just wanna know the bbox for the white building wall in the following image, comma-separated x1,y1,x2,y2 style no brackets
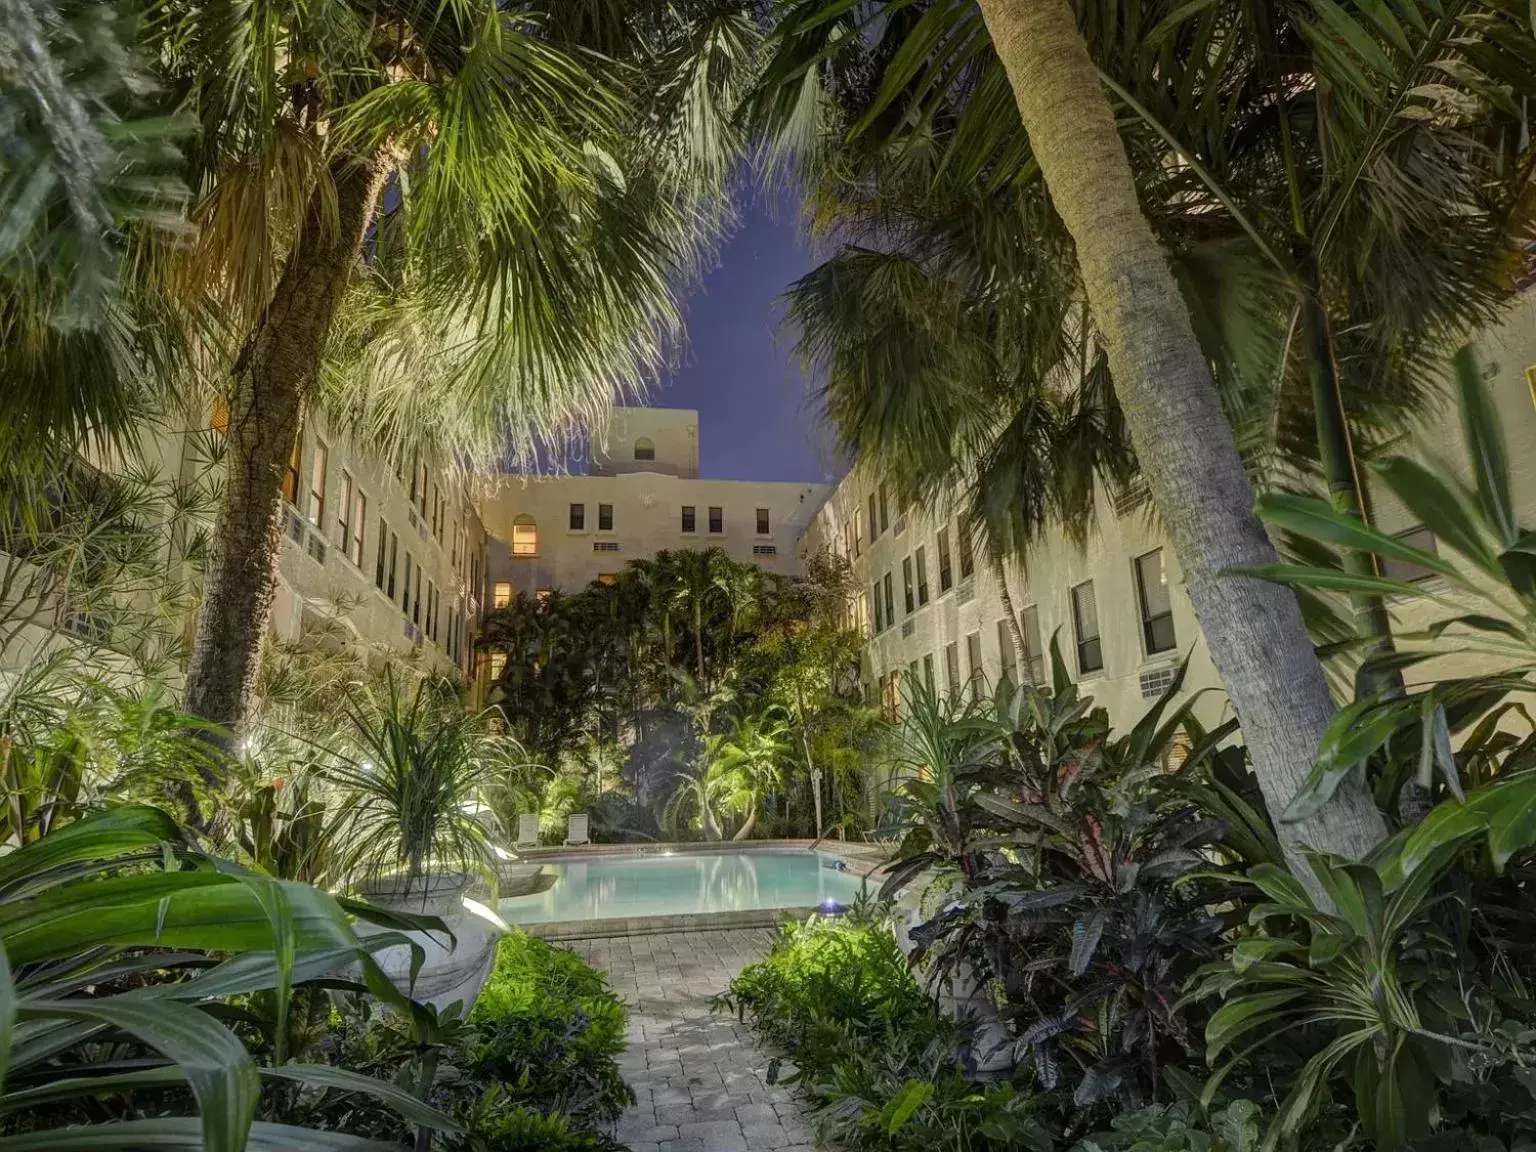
481,472,830,596
808,289,1536,736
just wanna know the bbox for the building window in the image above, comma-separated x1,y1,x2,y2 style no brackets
211,395,230,436
878,483,890,534
634,437,655,461
597,573,617,586
867,492,878,543
375,519,389,589
945,641,961,697
873,581,884,633
965,631,984,701
536,588,555,605
336,471,354,549
681,505,696,533
998,619,1019,687
883,572,894,630
598,503,614,532
936,526,952,592
708,506,723,534
902,556,915,614
426,582,437,640
958,515,975,579
1380,526,1441,582
511,515,538,556
493,581,512,609
915,546,929,605
413,566,422,626
402,553,413,616
281,433,301,504
416,460,429,516
923,652,935,694
857,590,869,636
1071,580,1103,675
1135,549,1177,655
306,439,327,527
852,508,862,556
349,490,366,567
569,503,585,531
386,531,399,599
1021,605,1044,684
488,651,507,681
756,507,770,535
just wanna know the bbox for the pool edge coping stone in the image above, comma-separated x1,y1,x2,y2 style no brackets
518,905,826,941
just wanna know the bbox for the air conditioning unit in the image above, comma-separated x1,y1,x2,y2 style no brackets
1140,666,1178,699
305,534,327,565
901,618,915,638
593,541,620,552
285,509,304,543
752,544,777,556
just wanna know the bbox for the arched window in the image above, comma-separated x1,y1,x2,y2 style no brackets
511,514,538,556
633,437,656,461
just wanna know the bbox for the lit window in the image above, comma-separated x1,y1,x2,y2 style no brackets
597,573,618,586
488,651,507,680
281,434,301,504
493,581,512,609
512,514,538,556
536,588,555,605
307,440,327,527
634,437,655,461
211,395,229,436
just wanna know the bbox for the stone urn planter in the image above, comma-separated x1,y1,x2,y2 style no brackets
355,873,502,1013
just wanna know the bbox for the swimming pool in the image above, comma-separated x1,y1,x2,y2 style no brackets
497,848,871,925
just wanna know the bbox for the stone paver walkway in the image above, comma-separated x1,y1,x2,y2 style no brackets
569,929,817,1152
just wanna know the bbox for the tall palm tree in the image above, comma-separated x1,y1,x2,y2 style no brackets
704,709,792,840
672,547,726,687
150,0,758,738
762,0,1389,867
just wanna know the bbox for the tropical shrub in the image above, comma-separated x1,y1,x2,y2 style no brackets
880,664,1238,1121
0,804,458,1150
720,902,1053,1152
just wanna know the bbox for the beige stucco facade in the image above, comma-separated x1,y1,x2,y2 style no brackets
806,290,1536,734
480,408,831,599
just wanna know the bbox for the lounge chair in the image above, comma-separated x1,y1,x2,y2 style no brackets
564,812,591,847
513,813,540,850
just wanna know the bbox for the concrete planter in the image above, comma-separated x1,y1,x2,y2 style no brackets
355,873,502,1013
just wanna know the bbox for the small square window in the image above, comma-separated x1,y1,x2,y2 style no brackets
598,504,614,531
708,506,723,533
681,505,696,533
569,503,585,531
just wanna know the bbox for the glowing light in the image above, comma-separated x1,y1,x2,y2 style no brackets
462,897,512,933
661,850,676,857
492,845,513,861
820,898,846,913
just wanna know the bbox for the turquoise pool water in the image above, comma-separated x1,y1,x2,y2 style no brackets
497,849,870,924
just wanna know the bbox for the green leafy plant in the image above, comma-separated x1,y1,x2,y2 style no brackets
328,674,524,886
879,652,1237,1117
0,804,458,1151
720,903,1054,1152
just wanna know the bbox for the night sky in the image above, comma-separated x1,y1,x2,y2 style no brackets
650,197,839,484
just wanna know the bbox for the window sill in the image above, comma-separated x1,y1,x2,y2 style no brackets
1140,651,1179,668
1077,668,1106,682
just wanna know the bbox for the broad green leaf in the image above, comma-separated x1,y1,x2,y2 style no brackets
1241,563,1433,599
1230,937,1301,973
882,1078,934,1134
21,998,259,1152
1255,493,1461,580
0,805,185,899
1369,456,1500,574
262,1065,462,1131
1454,345,1516,546
1206,989,1308,1061
1483,772,1536,869
971,792,1068,832
0,943,12,1086
1282,697,1414,823
0,1118,405,1151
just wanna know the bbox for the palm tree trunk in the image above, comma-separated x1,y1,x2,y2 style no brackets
182,153,390,739
990,552,1028,678
733,804,758,841
976,0,1386,870
694,602,706,687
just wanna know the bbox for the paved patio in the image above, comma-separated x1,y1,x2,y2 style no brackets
569,929,818,1152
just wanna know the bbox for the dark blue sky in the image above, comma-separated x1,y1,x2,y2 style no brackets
651,199,838,483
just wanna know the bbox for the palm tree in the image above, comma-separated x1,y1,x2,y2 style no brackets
762,0,1390,867
151,0,758,738
672,547,725,687
705,709,792,840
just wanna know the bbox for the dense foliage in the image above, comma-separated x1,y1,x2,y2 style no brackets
480,547,882,842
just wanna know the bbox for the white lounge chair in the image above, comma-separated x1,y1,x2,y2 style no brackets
513,813,540,850
564,812,590,846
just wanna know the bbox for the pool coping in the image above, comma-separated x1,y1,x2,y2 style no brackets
502,840,892,940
